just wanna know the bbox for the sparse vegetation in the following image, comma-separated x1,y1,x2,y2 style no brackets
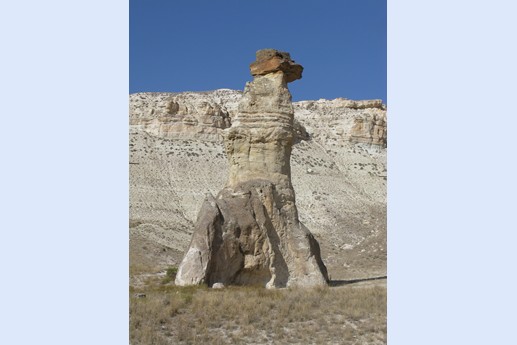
130,283,386,345
161,267,178,285
129,219,143,228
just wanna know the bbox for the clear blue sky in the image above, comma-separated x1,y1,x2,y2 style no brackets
130,0,386,102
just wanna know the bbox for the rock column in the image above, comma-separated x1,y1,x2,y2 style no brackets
175,49,329,288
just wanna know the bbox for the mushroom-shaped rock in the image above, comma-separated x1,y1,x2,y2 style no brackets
175,49,328,288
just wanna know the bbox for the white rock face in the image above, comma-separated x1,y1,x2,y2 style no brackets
129,89,240,141
130,86,387,281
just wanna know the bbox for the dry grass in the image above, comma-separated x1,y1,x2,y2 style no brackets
129,283,386,345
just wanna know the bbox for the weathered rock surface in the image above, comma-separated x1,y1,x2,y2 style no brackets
293,98,386,148
129,68,387,286
129,90,236,140
249,49,303,83
175,50,328,288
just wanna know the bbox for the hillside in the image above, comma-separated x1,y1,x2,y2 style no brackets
129,89,387,285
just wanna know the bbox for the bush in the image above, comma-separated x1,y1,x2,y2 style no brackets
161,267,178,285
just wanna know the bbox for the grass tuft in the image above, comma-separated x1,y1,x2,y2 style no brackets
161,266,178,285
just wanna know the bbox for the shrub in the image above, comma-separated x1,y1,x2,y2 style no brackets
161,267,178,285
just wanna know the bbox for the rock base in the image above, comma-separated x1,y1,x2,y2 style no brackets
175,180,328,288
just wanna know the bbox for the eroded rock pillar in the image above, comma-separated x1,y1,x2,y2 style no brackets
175,49,328,288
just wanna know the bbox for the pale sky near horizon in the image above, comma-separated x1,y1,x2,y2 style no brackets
130,0,386,102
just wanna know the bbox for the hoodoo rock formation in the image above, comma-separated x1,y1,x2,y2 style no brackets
174,49,329,288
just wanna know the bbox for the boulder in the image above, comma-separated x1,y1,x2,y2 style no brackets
249,49,303,83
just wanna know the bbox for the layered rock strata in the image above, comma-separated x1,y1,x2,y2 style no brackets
129,90,235,141
175,50,329,288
